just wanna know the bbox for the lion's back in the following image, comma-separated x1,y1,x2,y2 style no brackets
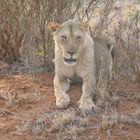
93,37,113,81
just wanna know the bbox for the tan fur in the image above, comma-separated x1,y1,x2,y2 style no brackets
48,20,113,112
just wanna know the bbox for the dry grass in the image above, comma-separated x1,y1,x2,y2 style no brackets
49,109,88,133
0,89,42,107
101,108,140,130
101,110,119,129
13,109,88,139
12,104,140,139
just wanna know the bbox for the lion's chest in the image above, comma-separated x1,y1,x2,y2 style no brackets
63,66,75,77
55,63,75,78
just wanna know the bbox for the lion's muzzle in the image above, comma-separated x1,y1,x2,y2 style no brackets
63,49,78,65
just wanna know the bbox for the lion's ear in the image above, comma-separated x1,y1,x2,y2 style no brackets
48,22,61,32
81,21,89,31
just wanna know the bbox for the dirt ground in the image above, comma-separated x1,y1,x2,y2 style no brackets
0,72,140,140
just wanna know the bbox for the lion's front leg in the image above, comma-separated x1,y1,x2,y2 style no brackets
54,75,70,109
79,75,96,113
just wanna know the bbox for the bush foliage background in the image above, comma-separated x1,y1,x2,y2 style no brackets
0,0,139,81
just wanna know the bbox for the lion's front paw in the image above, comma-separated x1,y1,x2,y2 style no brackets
79,98,95,113
56,94,70,109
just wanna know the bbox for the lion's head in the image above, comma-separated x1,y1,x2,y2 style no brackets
48,20,90,66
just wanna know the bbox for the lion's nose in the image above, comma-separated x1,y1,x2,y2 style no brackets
67,51,76,56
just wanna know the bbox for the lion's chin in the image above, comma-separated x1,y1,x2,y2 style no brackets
64,57,77,66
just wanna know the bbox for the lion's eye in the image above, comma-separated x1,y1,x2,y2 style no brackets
61,35,67,40
77,36,82,41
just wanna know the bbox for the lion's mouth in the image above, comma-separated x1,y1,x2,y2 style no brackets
64,57,77,64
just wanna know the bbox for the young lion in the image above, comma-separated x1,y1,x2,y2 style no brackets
48,20,113,112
